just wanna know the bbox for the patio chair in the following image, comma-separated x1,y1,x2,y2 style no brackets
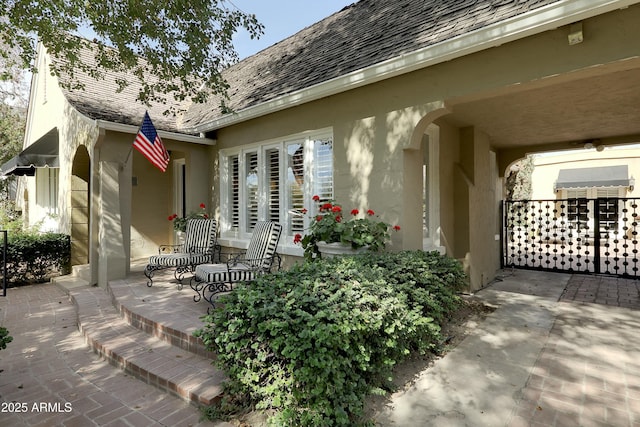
190,221,282,311
143,218,220,289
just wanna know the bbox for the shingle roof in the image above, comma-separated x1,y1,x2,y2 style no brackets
50,0,563,134
182,0,561,130
51,40,190,134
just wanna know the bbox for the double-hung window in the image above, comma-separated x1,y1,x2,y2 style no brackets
220,130,333,246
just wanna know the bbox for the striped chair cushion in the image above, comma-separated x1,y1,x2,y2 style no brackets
195,263,257,284
184,218,217,254
245,221,283,270
149,252,211,268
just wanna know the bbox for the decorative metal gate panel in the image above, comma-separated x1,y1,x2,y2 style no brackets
503,198,640,277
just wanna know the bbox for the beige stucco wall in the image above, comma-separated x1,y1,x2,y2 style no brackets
129,140,211,259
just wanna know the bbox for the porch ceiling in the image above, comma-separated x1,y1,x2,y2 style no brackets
445,62,640,150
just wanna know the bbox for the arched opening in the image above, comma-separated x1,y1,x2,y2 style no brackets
403,108,448,253
70,146,90,266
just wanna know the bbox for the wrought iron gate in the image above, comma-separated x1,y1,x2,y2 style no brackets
503,198,640,277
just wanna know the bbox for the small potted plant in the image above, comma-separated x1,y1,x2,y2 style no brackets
294,196,400,260
168,203,209,233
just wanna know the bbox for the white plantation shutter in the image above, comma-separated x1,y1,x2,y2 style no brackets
245,151,259,231
220,130,334,239
287,143,305,234
229,155,240,230
313,138,333,201
266,148,280,222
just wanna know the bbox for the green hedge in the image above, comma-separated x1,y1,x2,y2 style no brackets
196,251,467,426
3,233,71,284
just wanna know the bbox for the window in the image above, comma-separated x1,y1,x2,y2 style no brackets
36,168,59,215
221,130,333,242
560,187,627,235
565,189,588,229
597,188,623,235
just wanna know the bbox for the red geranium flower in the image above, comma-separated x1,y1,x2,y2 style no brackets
312,195,320,201
199,203,206,209
350,209,359,215
321,203,333,211
301,208,308,214
332,206,342,213
316,215,323,222
335,215,342,222
204,214,209,219
293,233,302,244
367,209,375,216
393,225,401,231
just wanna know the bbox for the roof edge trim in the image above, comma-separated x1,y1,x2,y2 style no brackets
95,120,216,145
187,0,640,133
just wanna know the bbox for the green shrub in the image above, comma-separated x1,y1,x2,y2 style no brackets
196,251,466,426
4,233,71,284
0,327,12,350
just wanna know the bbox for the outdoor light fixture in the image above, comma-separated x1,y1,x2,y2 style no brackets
568,22,583,45
583,139,602,150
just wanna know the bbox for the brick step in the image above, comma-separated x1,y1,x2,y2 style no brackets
67,285,226,406
106,274,215,359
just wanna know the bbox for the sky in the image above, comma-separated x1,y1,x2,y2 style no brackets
229,1,356,59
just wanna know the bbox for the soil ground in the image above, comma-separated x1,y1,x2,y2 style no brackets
363,296,496,421
229,296,496,426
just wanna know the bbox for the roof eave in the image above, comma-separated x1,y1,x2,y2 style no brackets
95,120,216,145
187,0,640,134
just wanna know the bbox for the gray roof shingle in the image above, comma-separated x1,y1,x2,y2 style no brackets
182,0,561,129
50,0,563,133
51,40,190,134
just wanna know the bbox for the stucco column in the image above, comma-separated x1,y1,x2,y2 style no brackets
97,161,127,286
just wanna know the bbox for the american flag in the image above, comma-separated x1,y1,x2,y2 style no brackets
133,112,169,172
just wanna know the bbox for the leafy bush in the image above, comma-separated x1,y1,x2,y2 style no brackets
196,251,467,426
0,199,23,234
0,327,12,350
4,233,71,284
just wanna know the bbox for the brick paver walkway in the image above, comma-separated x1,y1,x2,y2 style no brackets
560,274,640,310
511,274,640,427
0,283,219,427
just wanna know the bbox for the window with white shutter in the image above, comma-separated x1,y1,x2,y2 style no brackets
245,151,259,231
313,138,333,202
266,147,280,222
229,155,240,230
221,129,333,244
286,142,305,235
36,168,59,215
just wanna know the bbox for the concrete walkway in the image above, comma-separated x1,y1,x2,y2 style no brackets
375,270,640,427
